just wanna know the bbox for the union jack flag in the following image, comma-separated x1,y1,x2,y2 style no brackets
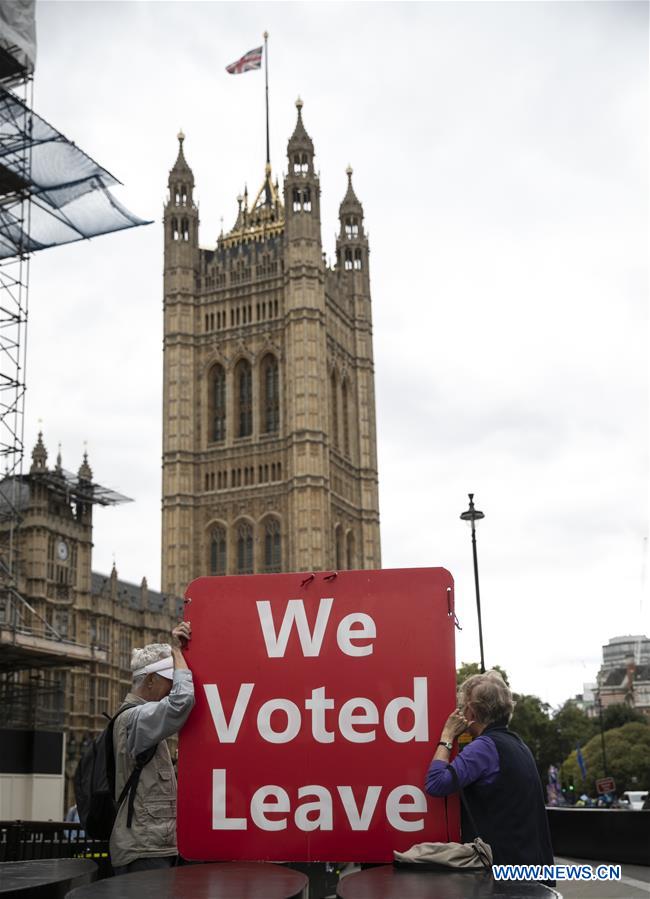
226,46,263,75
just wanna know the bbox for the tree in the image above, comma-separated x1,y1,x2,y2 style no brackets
601,704,646,731
510,694,554,777
509,698,600,784
456,662,509,688
548,700,597,768
561,721,650,795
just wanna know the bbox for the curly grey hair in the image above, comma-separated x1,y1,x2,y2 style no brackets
458,670,514,726
130,643,171,687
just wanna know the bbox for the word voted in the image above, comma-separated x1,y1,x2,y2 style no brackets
204,678,428,744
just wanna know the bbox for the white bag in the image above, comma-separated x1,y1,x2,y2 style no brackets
394,836,493,870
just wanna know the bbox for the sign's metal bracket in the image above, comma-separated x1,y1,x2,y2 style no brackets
447,585,462,630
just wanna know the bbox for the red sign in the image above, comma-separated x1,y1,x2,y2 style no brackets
177,567,459,862
596,777,616,794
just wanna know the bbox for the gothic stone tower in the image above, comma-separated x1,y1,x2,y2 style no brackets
162,100,380,595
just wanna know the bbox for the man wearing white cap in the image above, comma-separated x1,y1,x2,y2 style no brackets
110,622,194,874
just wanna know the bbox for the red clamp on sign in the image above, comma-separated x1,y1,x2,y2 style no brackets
177,567,458,862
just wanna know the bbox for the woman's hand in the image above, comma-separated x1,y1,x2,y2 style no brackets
441,707,473,742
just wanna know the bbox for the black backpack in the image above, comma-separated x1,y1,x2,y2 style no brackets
74,704,157,839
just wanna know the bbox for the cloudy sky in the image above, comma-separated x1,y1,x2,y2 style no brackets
27,1,648,707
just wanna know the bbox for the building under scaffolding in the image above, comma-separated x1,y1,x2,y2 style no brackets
0,1,148,658
0,4,170,820
0,6,149,597
0,459,132,673
0,432,179,819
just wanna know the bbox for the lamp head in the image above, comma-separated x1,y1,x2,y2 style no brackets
460,492,485,524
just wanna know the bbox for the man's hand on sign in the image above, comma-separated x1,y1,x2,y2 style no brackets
172,621,192,666
172,620,191,645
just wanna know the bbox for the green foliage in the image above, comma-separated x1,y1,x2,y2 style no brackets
601,704,646,731
561,721,650,794
456,662,509,688
549,700,598,766
510,694,553,776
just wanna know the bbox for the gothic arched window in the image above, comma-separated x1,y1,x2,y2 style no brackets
334,524,343,570
235,359,253,437
236,521,254,574
293,153,302,174
211,364,226,442
345,217,359,239
331,369,339,450
292,187,312,213
181,217,189,241
171,217,179,241
344,249,353,271
346,531,355,570
341,378,349,456
301,153,309,173
263,518,281,573
261,354,279,433
354,248,362,270
210,526,227,576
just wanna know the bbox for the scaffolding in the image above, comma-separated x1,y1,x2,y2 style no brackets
0,6,148,674
0,671,65,729
0,69,31,609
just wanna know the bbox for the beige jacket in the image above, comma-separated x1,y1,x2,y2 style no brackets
109,670,194,868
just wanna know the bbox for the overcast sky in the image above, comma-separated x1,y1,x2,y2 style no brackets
29,1,648,708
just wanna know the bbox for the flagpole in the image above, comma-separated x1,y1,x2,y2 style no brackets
264,31,270,167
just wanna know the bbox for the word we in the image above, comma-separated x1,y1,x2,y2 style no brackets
256,597,375,658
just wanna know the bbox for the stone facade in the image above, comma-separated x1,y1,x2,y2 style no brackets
162,100,381,596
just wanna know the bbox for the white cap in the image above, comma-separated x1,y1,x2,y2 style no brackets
133,656,174,680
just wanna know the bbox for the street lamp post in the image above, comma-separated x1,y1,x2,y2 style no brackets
460,493,486,674
596,696,609,778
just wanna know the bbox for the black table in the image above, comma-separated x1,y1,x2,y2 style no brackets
0,859,97,898
65,863,309,899
337,866,560,898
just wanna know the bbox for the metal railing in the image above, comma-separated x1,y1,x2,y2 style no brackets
0,820,112,878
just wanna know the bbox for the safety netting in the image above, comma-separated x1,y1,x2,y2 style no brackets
0,0,36,81
0,89,150,258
